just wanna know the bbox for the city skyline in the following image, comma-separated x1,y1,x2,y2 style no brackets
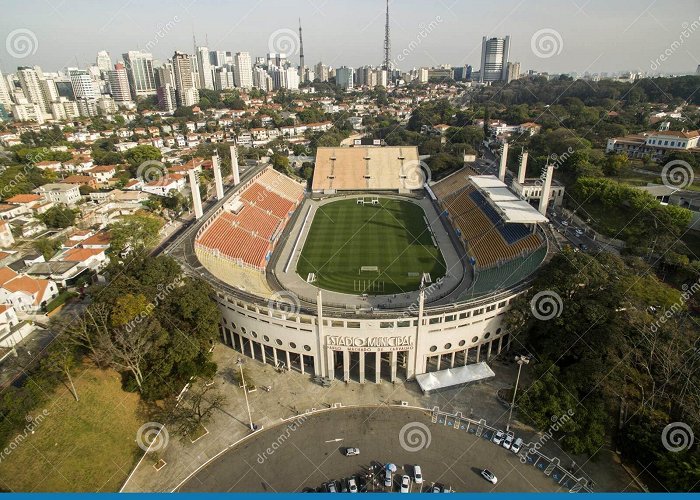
1,0,699,75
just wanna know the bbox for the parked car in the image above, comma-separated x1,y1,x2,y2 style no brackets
327,481,338,492
481,469,498,484
348,478,358,493
432,483,444,493
492,430,505,445
400,475,411,493
345,447,360,456
413,465,423,484
503,432,514,450
384,470,393,488
511,437,523,454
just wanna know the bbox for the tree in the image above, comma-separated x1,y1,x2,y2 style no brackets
33,237,62,260
39,205,78,229
42,341,80,401
109,212,164,255
159,383,226,438
123,145,162,174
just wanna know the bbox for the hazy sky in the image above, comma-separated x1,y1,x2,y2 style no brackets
1,0,698,75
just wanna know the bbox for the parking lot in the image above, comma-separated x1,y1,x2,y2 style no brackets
179,407,567,493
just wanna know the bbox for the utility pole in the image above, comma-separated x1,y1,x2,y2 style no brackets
237,358,255,431
507,355,529,431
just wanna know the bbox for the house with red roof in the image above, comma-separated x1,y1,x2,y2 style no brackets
0,266,58,312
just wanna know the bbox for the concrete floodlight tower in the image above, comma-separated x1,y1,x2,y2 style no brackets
212,153,224,200
230,143,240,186
382,0,391,73
538,164,554,215
498,142,509,181
518,149,528,184
188,168,203,219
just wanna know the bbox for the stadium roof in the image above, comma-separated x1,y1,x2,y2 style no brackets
312,146,421,192
469,175,548,224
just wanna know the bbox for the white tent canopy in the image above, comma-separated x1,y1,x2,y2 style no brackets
469,175,548,224
415,362,496,393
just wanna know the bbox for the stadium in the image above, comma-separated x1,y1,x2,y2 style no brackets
171,144,553,385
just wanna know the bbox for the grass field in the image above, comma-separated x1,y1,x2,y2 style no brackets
0,366,143,492
297,198,446,294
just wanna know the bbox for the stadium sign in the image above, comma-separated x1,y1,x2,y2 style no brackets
326,335,414,351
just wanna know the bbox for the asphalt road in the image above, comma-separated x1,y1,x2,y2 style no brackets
179,407,565,493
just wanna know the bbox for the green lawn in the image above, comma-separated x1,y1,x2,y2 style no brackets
297,198,446,294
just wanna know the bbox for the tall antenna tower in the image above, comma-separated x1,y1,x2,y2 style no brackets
383,0,391,72
298,18,305,82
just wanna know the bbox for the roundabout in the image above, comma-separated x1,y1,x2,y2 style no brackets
178,407,567,493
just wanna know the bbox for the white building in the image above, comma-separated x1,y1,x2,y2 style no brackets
33,183,81,205
122,50,156,98
233,52,253,89
108,62,132,102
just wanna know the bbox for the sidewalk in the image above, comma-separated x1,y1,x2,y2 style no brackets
121,344,637,493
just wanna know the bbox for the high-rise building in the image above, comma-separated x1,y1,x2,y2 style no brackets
253,67,273,91
172,51,199,107
418,67,429,83
214,67,235,90
17,67,48,113
209,50,227,68
96,50,112,72
154,62,175,88
233,52,253,89
266,53,287,68
506,61,521,83
122,50,156,98
68,69,96,100
108,63,132,102
696,64,700,74
335,66,354,90
157,84,176,112
479,36,510,83
0,71,12,110
315,62,329,82
196,46,214,90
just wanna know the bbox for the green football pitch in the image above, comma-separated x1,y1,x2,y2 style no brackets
296,198,446,295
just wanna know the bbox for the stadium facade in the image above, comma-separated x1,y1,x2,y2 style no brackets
172,145,551,384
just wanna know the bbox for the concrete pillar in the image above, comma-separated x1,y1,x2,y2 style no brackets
343,351,350,381
487,340,493,360
412,288,425,377
261,344,266,364
450,351,456,368
498,336,503,355
300,354,305,375
286,350,291,371
249,339,255,359
230,144,240,186
518,150,528,184
273,347,278,367
507,334,512,351
359,352,365,384
476,344,481,362
327,350,336,381
436,354,441,371
212,154,224,200
375,353,381,384
464,348,469,366
498,142,509,182
188,168,203,219
539,164,554,215
390,351,397,382
316,289,325,377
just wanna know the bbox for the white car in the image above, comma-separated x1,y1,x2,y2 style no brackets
503,432,514,450
575,229,584,236
511,437,523,454
400,475,411,493
345,447,360,456
492,430,505,445
413,465,423,484
384,470,393,488
481,469,497,484
348,478,358,493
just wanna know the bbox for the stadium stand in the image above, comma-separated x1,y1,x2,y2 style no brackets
442,185,542,268
195,166,305,271
312,146,420,192
430,166,479,201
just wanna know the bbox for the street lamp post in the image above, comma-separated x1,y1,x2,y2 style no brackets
507,355,529,431
237,358,255,432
